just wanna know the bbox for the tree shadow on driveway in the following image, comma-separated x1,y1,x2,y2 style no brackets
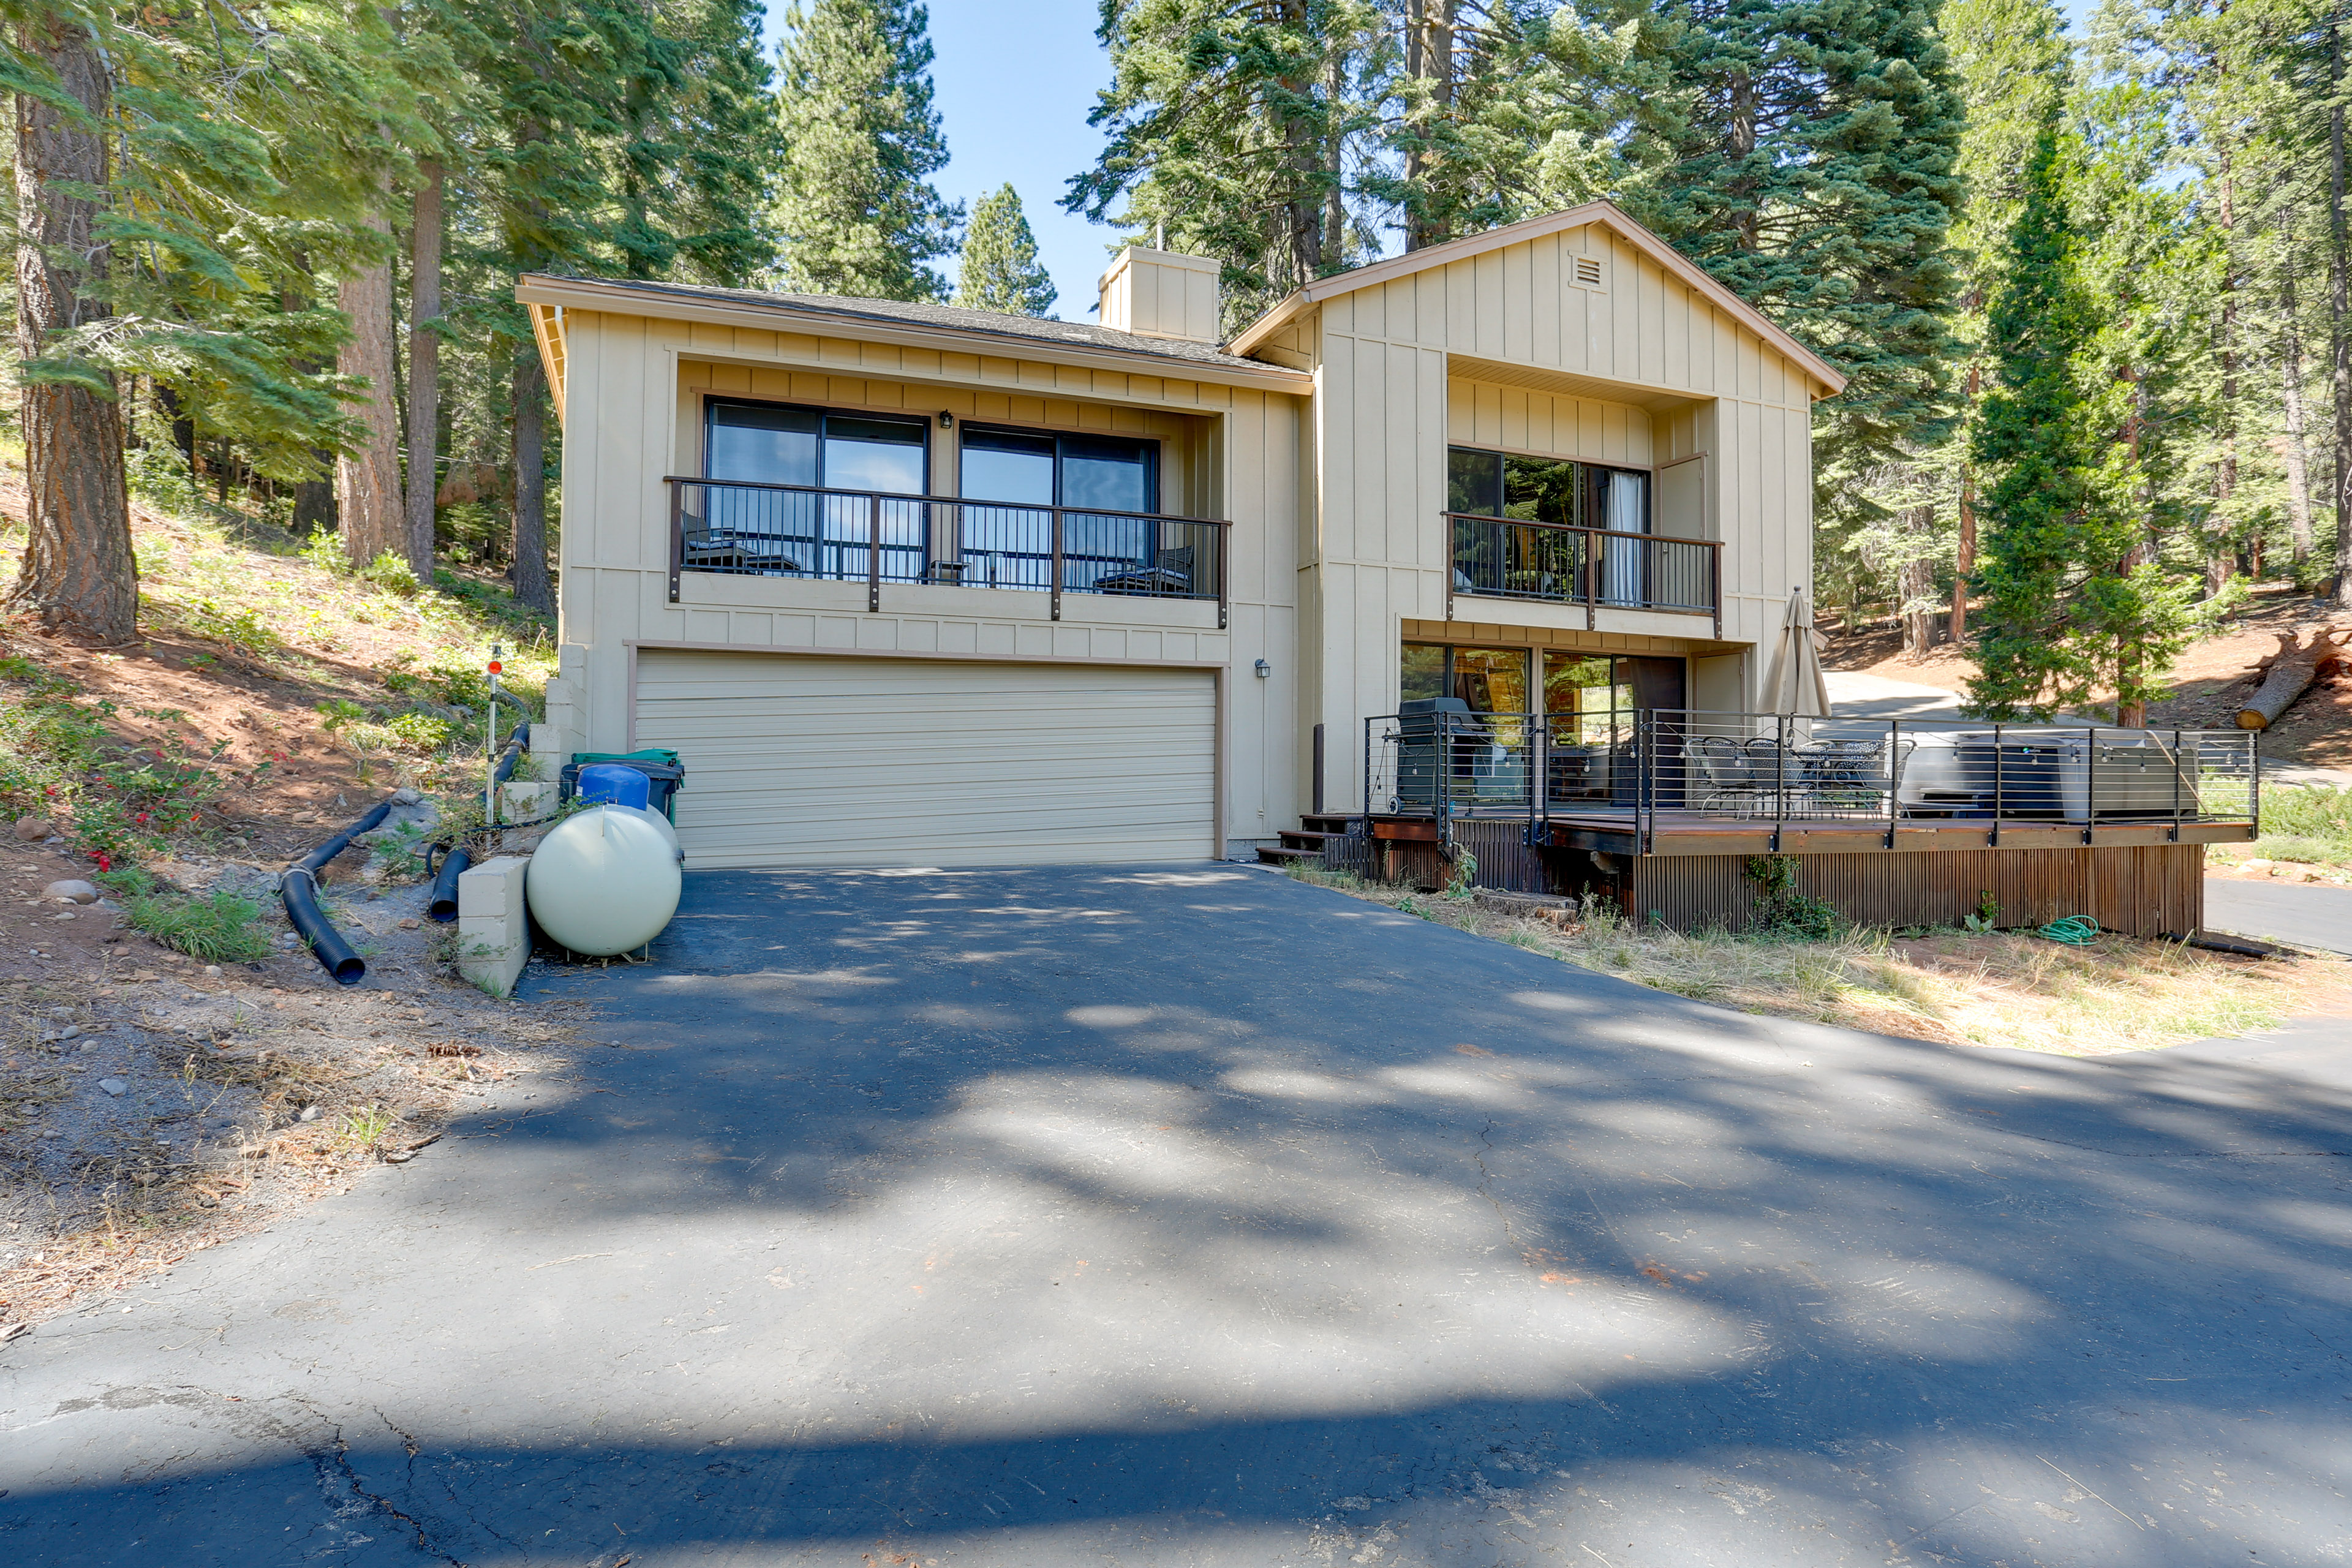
6,865,2351,1567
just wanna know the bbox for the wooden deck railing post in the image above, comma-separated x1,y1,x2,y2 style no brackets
2082,724,2096,846
1885,718,1900,850
1991,725,2003,848
668,480,685,603
1216,521,1229,629
1050,505,1063,622
1583,530,1597,631
1771,713,1787,854
867,492,882,612
2169,728,2185,842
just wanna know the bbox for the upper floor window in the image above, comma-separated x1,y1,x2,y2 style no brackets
960,426,1157,514
1447,446,1648,535
706,399,928,496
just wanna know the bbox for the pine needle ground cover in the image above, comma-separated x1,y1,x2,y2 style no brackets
1286,868,2349,1057
0,449,556,862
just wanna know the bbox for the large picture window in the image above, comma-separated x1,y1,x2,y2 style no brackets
1447,446,1655,606
957,426,1164,592
699,399,930,580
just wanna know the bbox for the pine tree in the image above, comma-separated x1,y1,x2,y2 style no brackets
954,185,1057,316
1967,126,2190,720
1613,0,1966,516
771,0,960,301
1940,0,2069,644
1069,0,1384,327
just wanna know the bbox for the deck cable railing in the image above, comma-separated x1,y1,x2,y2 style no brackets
666,476,1229,625
1446,512,1723,636
1366,707,2259,853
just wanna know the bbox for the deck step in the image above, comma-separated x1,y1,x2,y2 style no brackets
1256,845,1324,864
1279,829,1348,845
1301,814,1360,834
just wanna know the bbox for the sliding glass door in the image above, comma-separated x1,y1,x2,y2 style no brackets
958,426,1161,591
700,399,929,580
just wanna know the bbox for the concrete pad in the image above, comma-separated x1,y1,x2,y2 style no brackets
6,864,2352,1566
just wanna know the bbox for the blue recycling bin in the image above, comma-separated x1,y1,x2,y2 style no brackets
575,762,652,812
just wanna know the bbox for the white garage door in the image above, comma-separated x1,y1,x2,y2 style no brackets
633,651,1218,868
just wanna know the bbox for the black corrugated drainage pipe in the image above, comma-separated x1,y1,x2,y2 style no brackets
426,846,473,923
281,801,393,986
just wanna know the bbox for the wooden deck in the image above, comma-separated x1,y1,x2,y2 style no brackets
1341,810,2254,937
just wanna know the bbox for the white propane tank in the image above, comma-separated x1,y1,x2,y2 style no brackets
526,805,682,957
612,804,682,861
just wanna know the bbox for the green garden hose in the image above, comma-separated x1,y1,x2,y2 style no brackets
2038,915,2100,946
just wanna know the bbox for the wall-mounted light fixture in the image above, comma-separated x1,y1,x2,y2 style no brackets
1254,658,1272,679
937,410,955,429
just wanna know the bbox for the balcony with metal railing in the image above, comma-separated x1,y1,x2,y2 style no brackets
1447,511,1723,636
666,476,1230,626
1363,707,2261,856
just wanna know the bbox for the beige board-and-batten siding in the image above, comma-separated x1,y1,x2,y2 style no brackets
631,649,1219,869
530,298,1307,842
1281,217,1826,815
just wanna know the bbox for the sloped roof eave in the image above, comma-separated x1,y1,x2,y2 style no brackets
1226,202,1847,398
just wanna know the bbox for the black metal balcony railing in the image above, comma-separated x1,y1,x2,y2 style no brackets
1447,512,1723,636
1366,708,2260,852
666,477,1229,626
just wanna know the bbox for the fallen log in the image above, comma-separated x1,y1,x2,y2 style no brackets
2237,627,2344,729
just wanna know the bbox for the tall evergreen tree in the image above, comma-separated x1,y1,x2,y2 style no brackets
1968,127,2190,719
955,184,1057,316
1613,0,1967,518
1069,0,1385,327
771,0,959,300
1940,0,2069,644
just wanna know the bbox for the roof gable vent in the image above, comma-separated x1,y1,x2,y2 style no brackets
1572,255,1606,289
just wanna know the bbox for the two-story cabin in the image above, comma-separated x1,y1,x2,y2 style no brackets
519,201,2255,935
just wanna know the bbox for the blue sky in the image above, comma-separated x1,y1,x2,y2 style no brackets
761,0,1123,319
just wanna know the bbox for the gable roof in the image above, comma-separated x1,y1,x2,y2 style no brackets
513,274,1313,396
1226,201,1848,397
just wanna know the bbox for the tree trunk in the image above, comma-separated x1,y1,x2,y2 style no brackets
404,159,443,579
2238,628,2342,729
1899,503,1935,657
336,208,404,571
2281,195,2316,566
2332,17,2352,607
6,13,135,644
1950,364,1978,646
510,350,554,614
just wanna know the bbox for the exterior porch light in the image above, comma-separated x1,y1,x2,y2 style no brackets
937,409,954,429
1255,659,1271,679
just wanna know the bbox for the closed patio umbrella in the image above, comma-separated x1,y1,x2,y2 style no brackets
1761,586,1832,718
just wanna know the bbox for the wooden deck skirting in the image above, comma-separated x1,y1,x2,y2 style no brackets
1324,814,2245,937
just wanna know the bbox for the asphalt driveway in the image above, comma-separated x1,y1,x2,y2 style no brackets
2207,875,2352,956
7,864,2352,1566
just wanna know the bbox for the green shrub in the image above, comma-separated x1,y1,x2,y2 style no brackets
383,712,454,750
1743,854,1844,940
359,551,421,595
103,867,275,963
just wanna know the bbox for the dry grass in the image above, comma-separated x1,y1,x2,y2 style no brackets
1289,867,2352,1056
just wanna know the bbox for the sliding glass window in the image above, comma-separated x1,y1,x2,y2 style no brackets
695,399,929,581
1447,447,1653,605
957,426,1163,592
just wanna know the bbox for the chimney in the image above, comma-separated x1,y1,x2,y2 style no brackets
1097,247,1221,345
